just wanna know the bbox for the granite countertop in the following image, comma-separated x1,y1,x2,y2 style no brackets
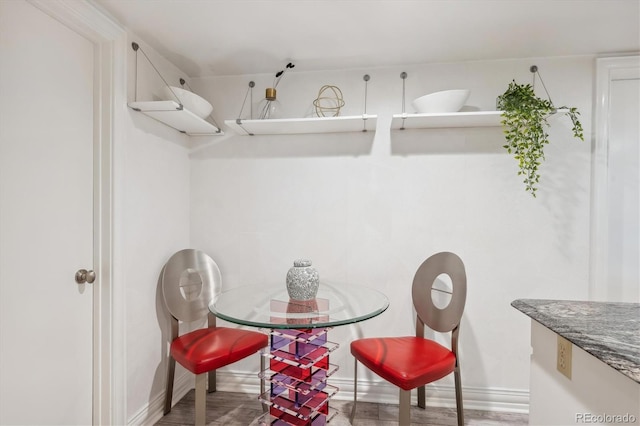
512,299,640,383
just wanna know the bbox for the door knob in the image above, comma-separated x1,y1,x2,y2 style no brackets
75,269,96,284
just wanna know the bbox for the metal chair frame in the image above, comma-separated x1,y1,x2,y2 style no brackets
351,251,467,426
161,249,266,425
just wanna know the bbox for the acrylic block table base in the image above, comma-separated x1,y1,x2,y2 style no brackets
257,327,339,425
208,283,389,426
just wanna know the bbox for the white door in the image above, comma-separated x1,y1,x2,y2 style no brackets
606,75,639,300
592,56,640,302
0,1,95,424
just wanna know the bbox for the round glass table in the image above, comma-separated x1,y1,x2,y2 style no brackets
210,281,389,329
209,282,389,425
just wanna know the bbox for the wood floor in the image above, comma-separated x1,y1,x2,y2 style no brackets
155,390,528,426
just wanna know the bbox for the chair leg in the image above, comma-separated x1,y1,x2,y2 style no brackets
399,388,411,426
417,384,426,409
164,354,176,415
454,367,464,426
207,370,216,393
260,353,268,413
349,358,358,425
195,373,207,426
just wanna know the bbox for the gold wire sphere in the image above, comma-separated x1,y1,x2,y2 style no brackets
313,85,345,117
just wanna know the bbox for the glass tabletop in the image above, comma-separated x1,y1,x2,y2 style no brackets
209,281,389,329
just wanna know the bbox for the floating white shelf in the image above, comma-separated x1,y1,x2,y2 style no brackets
224,114,377,136
391,109,570,130
128,101,223,136
391,111,504,130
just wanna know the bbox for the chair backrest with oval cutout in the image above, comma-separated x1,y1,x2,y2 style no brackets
161,249,222,323
411,251,467,334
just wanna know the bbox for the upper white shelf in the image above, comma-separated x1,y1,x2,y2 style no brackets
391,109,570,130
224,115,377,136
128,101,223,136
391,111,504,130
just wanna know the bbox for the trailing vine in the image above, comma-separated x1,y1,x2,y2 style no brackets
496,80,583,196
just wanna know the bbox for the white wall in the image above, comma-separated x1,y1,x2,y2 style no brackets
188,56,593,408
117,36,193,422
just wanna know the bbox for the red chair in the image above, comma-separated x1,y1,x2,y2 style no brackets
350,252,467,426
162,249,268,425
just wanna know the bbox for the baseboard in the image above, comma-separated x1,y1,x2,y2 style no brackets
129,370,529,425
346,378,528,413
128,371,193,426
322,375,529,414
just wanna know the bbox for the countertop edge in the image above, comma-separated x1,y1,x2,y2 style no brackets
512,298,640,384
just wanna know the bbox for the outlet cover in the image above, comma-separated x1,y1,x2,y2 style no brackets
557,335,572,379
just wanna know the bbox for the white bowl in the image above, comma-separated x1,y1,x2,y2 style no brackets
412,89,470,113
162,86,213,119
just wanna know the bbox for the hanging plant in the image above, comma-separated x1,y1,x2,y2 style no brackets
496,79,583,197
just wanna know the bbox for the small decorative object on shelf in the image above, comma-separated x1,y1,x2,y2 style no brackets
496,65,583,197
161,78,213,119
258,62,295,119
286,259,319,301
257,87,282,119
313,85,345,117
411,89,470,114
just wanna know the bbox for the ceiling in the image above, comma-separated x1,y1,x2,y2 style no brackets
94,0,640,78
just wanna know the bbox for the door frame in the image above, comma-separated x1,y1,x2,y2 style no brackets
27,1,126,424
590,55,640,301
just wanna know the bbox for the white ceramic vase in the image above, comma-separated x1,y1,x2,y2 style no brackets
286,259,319,301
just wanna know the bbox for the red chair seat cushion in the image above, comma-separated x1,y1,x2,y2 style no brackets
351,336,456,391
171,327,267,374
